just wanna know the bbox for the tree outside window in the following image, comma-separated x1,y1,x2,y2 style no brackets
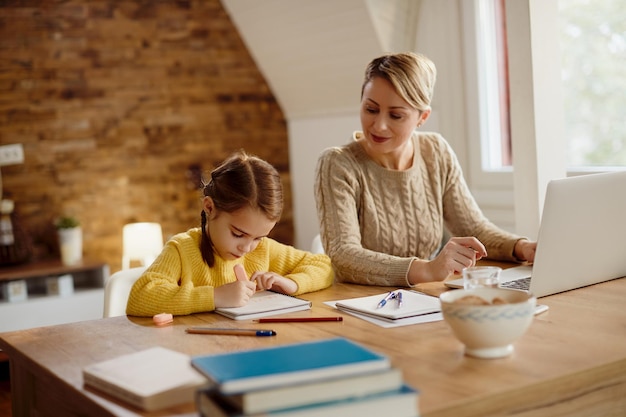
559,0,626,168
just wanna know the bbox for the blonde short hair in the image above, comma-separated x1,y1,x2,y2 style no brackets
362,52,437,113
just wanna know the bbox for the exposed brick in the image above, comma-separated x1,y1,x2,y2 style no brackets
0,0,292,272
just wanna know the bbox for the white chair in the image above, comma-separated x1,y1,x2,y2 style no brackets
103,266,147,317
122,222,163,269
311,234,325,254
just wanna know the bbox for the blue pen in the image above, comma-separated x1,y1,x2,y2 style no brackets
376,291,396,309
185,327,277,337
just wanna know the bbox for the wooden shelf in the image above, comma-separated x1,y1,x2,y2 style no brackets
0,259,107,282
0,259,110,333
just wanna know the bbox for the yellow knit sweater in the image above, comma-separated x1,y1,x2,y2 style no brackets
126,228,334,316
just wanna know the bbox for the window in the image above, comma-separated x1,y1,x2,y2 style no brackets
472,0,511,171
558,0,626,168
472,0,625,171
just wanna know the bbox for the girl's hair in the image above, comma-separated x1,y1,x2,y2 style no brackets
200,151,283,266
361,52,437,113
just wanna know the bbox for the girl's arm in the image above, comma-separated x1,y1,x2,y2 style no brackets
126,237,215,317
262,238,334,295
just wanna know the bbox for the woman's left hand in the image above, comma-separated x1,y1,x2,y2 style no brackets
251,271,298,295
514,239,537,263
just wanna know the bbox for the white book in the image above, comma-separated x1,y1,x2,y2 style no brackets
83,346,208,411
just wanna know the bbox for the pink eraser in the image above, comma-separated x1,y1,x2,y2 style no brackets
153,313,173,326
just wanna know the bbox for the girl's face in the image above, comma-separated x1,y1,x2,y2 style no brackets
359,77,428,168
203,197,276,260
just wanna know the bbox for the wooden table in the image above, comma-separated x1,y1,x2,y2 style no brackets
1,275,625,417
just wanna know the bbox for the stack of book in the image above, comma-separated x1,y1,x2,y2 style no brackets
191,337,419,416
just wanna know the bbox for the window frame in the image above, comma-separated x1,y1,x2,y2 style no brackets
461,0,513,191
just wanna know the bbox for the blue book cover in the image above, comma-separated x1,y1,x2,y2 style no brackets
191,338,390,394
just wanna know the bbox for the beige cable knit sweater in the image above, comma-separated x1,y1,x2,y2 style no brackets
314,131,524,287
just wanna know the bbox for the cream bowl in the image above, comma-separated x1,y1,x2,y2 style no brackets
439,288,536,359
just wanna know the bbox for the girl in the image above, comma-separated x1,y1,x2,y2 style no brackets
127,151,334,316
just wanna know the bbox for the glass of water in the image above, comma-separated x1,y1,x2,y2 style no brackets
463,266,502,289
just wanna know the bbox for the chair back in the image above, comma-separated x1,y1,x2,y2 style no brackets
310,234,325,254
103,266,147,317
122,222,163,269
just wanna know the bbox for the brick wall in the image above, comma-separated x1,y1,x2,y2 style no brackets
0,0,292,272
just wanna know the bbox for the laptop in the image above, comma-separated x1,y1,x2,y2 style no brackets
445,171,626,297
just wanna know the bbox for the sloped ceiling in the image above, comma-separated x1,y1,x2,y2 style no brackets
221,0,421,119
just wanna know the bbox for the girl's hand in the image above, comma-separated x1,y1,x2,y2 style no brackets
251,271,298,295
213,264,256,308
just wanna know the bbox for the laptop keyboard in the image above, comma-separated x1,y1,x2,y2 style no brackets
500,277,531,291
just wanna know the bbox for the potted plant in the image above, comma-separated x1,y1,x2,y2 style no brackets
55,215,82,266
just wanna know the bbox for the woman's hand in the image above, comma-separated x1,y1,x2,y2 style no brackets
409,236,487,284
251,271,298,295
514,239,537,263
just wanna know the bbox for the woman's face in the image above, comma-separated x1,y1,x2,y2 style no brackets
359,77,426,167
203,197,276,260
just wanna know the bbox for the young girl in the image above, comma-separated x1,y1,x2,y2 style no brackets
126,151,334,317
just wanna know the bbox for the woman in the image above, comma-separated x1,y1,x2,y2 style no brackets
314,52,536,287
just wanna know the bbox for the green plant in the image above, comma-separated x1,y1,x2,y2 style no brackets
55,216,80,229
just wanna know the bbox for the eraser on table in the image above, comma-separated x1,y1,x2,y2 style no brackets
153,313,173,326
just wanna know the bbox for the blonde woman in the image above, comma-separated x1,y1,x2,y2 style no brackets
315,52,536,287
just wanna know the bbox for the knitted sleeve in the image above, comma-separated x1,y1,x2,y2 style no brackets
436,138,523,260
261,238,334,295
125,230,217,317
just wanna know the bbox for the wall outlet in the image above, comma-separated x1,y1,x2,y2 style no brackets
0,144,25,166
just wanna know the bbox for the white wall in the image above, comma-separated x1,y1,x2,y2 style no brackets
223,0,565,248
288,114,360,250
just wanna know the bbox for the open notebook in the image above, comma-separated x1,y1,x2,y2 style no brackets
445,171,626,297
215,290,311,320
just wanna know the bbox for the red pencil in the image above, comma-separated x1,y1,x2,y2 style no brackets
256,317,343,323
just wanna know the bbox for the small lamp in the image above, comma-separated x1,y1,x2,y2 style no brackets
122,222,164,269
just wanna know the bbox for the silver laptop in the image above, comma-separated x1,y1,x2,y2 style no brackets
445,171,626,297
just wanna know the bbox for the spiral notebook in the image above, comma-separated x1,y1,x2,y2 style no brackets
215,290,311,321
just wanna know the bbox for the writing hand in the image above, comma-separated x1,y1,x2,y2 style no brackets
213,264,256,308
